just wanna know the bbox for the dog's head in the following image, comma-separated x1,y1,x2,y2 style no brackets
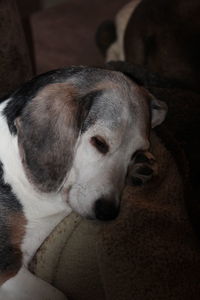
6,67,167,220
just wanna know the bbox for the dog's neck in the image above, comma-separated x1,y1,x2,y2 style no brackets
0,99,70,219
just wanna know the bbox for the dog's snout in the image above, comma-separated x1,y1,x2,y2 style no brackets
94,198,119,221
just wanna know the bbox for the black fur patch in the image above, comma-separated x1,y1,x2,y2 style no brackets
0,162,23,275
0,94,11,105
80,90,103,132
0,162,22,211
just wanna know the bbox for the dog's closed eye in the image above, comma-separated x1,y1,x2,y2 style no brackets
90,136,109,154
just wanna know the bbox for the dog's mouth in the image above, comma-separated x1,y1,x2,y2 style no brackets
61,182,121,221
67,193,120,222
60,185,72,205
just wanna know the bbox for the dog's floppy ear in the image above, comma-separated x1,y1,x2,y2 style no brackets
148,92,168,128
15,82,93,193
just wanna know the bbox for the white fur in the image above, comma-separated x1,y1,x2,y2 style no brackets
0,268,67,300
106,0,142,62
65,118,148,218
0,100,70,299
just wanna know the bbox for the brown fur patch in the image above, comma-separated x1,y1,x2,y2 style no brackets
0,212,26,285
0,270,18,285
9,212,27,249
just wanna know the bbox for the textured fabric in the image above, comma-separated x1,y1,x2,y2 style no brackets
0,0,32,97
96,133,200,300
30,213,105,300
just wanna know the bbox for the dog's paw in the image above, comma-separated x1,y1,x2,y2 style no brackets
127,151,158,186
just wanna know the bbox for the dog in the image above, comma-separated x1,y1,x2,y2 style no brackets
96,0,200,91
0,66,167,299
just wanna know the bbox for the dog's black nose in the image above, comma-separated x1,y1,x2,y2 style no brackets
94,198,119,221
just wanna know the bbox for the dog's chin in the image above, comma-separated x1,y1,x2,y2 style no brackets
71,207,97,220
84,214,97,220
62,185,96,219
64,195,95,220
